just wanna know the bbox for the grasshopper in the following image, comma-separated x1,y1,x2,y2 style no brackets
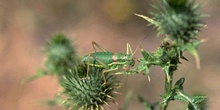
82,41,140,83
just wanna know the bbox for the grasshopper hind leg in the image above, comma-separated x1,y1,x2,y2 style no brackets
92,41,108,52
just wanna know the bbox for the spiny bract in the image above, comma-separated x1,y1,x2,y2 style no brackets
60,64,120,110
151,0,205,43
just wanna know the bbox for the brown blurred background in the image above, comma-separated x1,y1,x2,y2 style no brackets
0,0,219,110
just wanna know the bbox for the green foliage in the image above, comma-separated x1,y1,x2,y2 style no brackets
135,42,182,76
134,0,207,110
174,90,206,110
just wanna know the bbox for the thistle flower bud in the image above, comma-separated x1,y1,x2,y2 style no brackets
45,34,78,75
60,64,120,110
152,0,205,43
23,34,78,83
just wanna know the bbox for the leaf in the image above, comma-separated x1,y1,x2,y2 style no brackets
181,40,205,69
141,49,152,61
175,90,206,110
174,77,185,90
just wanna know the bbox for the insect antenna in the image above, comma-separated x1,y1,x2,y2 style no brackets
132,34,149,56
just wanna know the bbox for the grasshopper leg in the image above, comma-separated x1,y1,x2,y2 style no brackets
81,54,91,80
127,43,133,55
84,54,113,84
92,41,108,52
102,66,120,84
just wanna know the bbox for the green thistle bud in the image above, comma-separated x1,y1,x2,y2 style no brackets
60,64,119,110
23,34,78,83
136,0,206,69
152,0,205,43
45,33,78,75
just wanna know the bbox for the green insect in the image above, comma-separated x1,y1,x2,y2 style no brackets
82,41,139,83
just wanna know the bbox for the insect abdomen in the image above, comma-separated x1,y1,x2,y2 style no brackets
82,52,114,65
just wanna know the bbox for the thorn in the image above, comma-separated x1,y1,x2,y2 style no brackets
201,38,208,43
103,101,112,108
80,77,90,81
102,82,107,86
114,101,119,105
195,55,201,69
113,91,122,95
92,41,96,44
147,75,151,82
180,55,189,61
100,105,104,110
134,13,160,26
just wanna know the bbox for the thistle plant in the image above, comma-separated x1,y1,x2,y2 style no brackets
133,0,207,109
27,0,207,110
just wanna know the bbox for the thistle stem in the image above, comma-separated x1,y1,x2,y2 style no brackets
161,70,174,110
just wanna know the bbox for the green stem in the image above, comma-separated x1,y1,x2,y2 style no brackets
165,71,173,93
161,70,174,110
